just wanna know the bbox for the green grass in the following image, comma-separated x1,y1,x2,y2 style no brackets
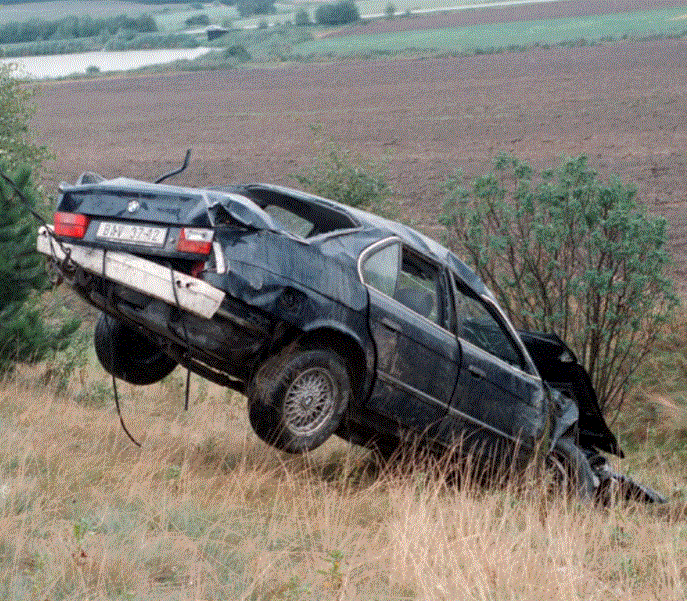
354,0,509,16
0,1,183,24
154,4,240,32
295,7,687,56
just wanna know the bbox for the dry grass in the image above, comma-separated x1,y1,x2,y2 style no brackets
0,358,685,600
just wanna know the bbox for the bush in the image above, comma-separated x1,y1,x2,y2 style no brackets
292,134,390,213
104,32,199,51
237,0,276,18
439,155,677,416
315,0,360,26
222,44,252,62
185,14,211,27
294,8,311,26
0,64,50,169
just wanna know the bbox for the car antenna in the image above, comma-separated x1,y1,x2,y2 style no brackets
155,149,191,184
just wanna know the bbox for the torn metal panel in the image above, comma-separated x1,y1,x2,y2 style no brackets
36,168,665,503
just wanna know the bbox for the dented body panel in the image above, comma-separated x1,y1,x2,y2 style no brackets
38,172,655,501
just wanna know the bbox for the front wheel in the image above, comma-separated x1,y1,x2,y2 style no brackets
248,349,350,453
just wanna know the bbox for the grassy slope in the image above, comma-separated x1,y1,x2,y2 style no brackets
0,314,684,599
295,6,687,55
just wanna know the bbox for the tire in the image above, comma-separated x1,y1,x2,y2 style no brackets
548,436,599,500
248,349,350,453
94,313,177,385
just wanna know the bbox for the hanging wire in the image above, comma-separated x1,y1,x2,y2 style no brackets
101,249,141,447
0,170,76,272
2,169,143,447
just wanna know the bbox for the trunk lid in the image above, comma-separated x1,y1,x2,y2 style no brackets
54,177,278,261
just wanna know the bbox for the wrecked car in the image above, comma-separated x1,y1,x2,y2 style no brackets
36,159,665,503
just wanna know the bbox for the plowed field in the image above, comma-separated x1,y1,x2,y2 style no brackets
34,36,686,289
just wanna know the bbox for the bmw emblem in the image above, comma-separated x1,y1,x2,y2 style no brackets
127,200,140,213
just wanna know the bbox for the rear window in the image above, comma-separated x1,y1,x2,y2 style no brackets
263,205,315,237
247,188,358,238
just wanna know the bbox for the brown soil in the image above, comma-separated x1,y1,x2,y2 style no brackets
34,38,686,291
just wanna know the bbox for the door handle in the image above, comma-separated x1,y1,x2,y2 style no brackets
380,317,402,332
467,365,486,379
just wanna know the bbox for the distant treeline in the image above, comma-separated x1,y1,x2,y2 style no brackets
0,14,156,45
0,0,190,3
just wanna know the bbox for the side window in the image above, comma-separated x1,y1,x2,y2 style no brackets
361,243,450,329
361,242,400,298
395,247,440,322
452,276,522,367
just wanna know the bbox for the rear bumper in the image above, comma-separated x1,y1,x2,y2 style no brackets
37,226,225,319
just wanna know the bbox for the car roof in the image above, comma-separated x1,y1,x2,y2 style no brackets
62,175,489,299
239,184,489,298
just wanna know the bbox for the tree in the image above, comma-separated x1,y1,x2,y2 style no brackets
294,8,311,26
0,164,79,374
185,14,211,27
314,0,360,26
0,64,78,374
385,2,396,19
0,63,50,170
236,0,276,18
440,155,677,416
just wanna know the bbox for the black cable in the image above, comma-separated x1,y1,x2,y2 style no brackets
0,169,75,272
102,248,141,447
111,372,141,448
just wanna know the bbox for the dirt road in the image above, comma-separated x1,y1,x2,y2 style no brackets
34,38,686,289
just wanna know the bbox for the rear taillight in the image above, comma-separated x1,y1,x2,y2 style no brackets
177,228,213,255
54,212,89,238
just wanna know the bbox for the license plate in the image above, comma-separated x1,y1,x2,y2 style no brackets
96,222,168,247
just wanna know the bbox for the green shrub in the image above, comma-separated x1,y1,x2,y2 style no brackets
0,163,80,375
237,0,276,18
0,64,50,169
294,8,311,26
0,64,78,375
292,134,390,213
440,155,677,416
315,0,360,26
223,44,251,62
185,14,211,27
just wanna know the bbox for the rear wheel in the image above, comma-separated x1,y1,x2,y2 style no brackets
248,349,350,453
94,313,177,385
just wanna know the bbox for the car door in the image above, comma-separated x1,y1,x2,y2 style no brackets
435,272,545,461
359,239,460,435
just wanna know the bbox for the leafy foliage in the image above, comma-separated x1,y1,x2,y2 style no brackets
0,64,79,374
440,155,677,415
185,14,211,27
0,163,79,374
294,8,312,26
222,44,252,62
237,0,276,18
0,64,50,169
315,0,360,26
0,13,156,45
292,134,390,214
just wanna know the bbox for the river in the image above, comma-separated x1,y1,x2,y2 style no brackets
1,47,214,79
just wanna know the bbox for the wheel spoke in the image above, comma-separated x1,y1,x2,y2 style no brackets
283,367,336,436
